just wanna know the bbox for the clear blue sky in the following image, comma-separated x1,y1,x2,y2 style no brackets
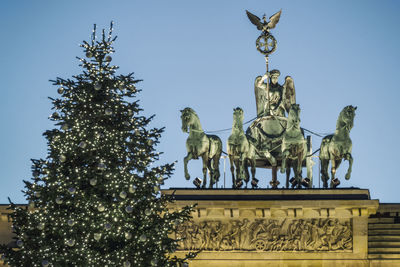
1,0,399,203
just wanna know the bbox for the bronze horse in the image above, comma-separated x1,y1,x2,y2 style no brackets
180,107,222,188
320,105,357,188
280,104,307,188
227,107,257,188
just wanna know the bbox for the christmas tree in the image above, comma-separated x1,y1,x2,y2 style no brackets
0,22,194,267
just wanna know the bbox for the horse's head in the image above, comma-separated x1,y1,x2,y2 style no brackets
287,104,301,128
233,107,244,120
232,107,244,129
289,104,300,117
337,105,357,131
180,107,196,133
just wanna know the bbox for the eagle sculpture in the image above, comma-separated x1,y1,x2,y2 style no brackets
246,10,282,33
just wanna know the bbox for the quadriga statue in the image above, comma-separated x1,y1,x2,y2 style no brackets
320,105,357,188
180,107,222,188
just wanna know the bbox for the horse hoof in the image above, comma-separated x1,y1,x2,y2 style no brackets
185,174,190,180
251,178,259,188
301,178,311,188
331,178,340,188
345,174,351,180
269,180,280,189
289,177,298,188
210,180,216,188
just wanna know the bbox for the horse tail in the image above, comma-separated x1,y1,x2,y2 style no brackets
319,135,333,160
207,135,222,182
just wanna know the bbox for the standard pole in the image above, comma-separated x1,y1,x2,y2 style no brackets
265,55,270,115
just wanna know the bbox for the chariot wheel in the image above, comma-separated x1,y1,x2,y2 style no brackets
254,239,267,251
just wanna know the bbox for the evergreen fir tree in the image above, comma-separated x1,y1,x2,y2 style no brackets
0,22,194,267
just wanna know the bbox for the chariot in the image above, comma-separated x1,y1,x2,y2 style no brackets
245,114,313,189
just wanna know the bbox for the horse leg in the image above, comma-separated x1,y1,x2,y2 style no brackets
250,158,256,188
234,159,241,187
229,155,236,188
295,153,303,189
286,161,291,189
320,159,329,189
207,158,214,188
345,153,353,180
330,159,342,188
270,166,279,189
212,153,221,184
239,153,246,181
184,152,194,180
330,159,336,188
244,160,250,189
201,154,208,188
281,150,288,174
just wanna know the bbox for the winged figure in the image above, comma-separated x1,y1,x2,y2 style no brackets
254,71,296,117
246,10,282,33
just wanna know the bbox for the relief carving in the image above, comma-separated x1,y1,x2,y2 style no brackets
176,218,352,252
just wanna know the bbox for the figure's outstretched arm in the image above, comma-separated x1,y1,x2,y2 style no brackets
257,73,269,88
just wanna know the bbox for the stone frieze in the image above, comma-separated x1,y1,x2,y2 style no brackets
176,218,352,252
